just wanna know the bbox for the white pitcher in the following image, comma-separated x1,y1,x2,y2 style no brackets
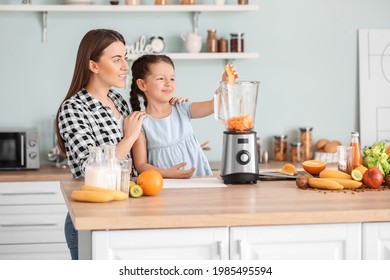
181,32,202,53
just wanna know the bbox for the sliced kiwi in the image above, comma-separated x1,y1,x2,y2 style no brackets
129,184,143,198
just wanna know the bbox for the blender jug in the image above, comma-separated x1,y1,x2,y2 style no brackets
214,81,259,132
214,81,260,184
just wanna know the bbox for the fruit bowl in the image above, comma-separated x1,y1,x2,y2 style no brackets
302,160,327,175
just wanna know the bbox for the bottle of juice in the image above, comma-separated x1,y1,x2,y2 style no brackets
346,131,363,174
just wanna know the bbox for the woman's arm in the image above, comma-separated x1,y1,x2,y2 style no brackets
116,111,146,160
132,132,195,179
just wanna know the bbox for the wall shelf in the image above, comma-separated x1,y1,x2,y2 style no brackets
0,4,259,13
1,4,260,62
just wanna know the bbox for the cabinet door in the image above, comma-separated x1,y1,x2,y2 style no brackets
363,222,390,260
92,227,229,260
0,181,64,205
0,243,70,260
230,223,361,260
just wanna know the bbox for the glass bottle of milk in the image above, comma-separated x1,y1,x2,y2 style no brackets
84,146,108,189
104,145,121,191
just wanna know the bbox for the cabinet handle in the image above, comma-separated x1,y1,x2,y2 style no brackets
237,239,243,260
1,192,57,196
216,241,223,260
1,223,58,228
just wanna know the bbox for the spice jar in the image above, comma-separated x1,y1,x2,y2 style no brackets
207,29,218,52
230,33,244,52
299,127,313,160
238,0,248,4
155,0,168,5
218,38,228,53
290,142,304,163
273,135,288,161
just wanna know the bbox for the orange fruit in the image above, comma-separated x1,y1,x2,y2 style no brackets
302,160,327,175
279,163,298,176
354,165,368,176
136,170,164,196
385,146,390,156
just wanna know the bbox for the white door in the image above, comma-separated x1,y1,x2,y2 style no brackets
92,227,229,260
230,223,361,260
363,222,390,260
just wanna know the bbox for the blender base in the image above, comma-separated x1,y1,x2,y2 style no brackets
220,173,258,184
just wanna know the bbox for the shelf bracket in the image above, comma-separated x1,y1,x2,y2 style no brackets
42,11,48,43
192,11,200,35
226,58,235,65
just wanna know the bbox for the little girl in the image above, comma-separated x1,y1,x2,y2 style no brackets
129,55,238,178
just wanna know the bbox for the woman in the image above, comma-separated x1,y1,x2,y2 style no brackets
56,29,146,260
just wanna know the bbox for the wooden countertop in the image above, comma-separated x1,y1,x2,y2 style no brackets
0,165,73,182
61,170,390,231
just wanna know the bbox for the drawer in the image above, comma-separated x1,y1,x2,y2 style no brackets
0,181,64,205
0,204,67,244
0,243,70,260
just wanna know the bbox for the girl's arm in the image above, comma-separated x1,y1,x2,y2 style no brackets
190,64,239,119
132,132,196,179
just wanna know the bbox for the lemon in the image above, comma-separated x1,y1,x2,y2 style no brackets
129,181,136,187
351,169,363,182
129,184,143,198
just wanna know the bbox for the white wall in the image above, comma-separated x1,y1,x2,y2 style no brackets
0,0,390,166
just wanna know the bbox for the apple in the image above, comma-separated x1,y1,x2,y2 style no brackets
363,167,384,189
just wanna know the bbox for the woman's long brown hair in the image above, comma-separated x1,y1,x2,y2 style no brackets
55,29,125,154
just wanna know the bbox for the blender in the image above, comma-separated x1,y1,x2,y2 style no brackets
214,80,260,184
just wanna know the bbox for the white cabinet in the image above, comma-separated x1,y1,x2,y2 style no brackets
0,181,70,260
363,222,390,260
90,223,367,260
92,227,229,260
230,224,361,260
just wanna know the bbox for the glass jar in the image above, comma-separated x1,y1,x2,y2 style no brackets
84,146,108,189
290,142,304,163
230,33,244,52
273,135,288,161
207,29,218,52
103,145,121,191
218,38,228,53
299,127,313,160
238,0,248,4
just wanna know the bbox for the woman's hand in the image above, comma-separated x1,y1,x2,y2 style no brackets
221,64,239,82
169,97,189,105
123,111,147,140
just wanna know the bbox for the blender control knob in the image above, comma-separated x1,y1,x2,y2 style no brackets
236,150,251,165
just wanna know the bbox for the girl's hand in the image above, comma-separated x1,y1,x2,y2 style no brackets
169,97,189,105
123,111,147,139
165,162,195,179
222,64,239,82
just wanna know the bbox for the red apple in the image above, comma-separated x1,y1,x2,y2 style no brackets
363,167,384,189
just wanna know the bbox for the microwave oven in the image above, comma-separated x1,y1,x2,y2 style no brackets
0,127,40,170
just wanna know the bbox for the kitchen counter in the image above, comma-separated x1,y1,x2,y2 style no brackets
0,165,72,182
61,172,390,231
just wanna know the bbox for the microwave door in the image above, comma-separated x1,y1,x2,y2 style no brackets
0,132,25,169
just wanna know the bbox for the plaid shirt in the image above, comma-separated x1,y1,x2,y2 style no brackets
58,89,130,178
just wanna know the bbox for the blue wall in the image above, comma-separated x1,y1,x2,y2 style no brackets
1,0,390,165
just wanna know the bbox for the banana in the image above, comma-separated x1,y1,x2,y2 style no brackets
325,178,363,189
319,169,352,180
71,190,114,203
80,185,128,201
308,178,344,190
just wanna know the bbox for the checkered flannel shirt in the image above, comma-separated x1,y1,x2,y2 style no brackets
58,89,130,178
